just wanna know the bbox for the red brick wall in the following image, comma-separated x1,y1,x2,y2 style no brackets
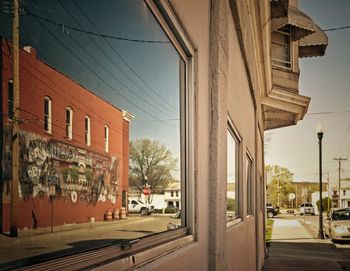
1,38,130,232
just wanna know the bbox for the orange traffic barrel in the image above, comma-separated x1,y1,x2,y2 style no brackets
120,207,127,219
113,209,120,220
105,209,113,221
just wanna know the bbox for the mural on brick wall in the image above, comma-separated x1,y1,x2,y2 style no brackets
2,128,119,205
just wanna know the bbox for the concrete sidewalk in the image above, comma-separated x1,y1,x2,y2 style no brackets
263,219,346,271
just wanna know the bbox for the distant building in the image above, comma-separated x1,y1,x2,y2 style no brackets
164,182,181,209
0,38,132,232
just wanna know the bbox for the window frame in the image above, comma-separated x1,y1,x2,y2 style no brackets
226,119,242,227
85,115,91,146
271,25,292,69
14,1,196,270
44,96,52,134
246,151,254,216
8,80,14,121
104,125,109,153
65,107,73,140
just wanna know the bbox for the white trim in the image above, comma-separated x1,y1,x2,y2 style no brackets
85,115,91,146
104,125,109,153
66,107,73,140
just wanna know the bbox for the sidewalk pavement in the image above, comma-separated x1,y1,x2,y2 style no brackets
263,218,346,271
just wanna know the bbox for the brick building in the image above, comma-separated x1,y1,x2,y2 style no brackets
0,38,132,232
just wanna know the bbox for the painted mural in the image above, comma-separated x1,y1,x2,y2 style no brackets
3,129,119,205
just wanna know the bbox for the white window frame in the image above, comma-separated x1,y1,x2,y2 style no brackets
66,107,73,140
85,116,91,146
104,125,109,153
19,1,196,270
246,151,254,216
226,119,242,226
44,96,52,134
271,25,292,69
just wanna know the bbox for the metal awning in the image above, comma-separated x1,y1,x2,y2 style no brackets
299,25,328,58
271,6,316,40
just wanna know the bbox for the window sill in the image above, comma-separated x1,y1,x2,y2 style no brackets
17,228,194,271
226,217,242,228
44,130,52,135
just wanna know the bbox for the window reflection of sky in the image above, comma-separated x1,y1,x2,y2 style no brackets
0,0,181,178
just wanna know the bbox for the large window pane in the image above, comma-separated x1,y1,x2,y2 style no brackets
0,0,187,268
227,127,240,221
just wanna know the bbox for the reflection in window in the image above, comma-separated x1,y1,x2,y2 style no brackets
104,125,109,152
0,0,189,267
44,96,52,133
272,26,291,68
227,127,240,221
246,154,254,215
65,107,73,140
85,116,91,146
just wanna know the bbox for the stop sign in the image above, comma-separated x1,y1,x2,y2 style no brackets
143,186,152,196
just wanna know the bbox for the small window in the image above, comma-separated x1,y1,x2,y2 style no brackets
8,80,13,120
227,124,241,222
66,107,73,140
272,26,291,69
85,116,91,146
171,191,174,197
246,153,254,215
343,190,346,196
44,96,52,133
104,125,109,153
176,191,179,197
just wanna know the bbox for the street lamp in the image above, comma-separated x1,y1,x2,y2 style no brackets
317,123,324,239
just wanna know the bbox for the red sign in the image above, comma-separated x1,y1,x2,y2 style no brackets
143,186,152,196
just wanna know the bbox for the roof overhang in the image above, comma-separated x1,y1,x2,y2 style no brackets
299,25,328,58
271,6,316,40
262,87,310,130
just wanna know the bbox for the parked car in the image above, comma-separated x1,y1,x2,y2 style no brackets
128,199,154,216
299,202,315,215
324,208,350,242
266,203,279,218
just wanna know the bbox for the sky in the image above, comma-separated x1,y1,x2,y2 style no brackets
0,0,182,177
265,0,350,187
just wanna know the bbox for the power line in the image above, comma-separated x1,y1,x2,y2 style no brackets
23,9,171,44
323,25,350,32
54,0,177,119
30,14,178,129
70,0,179,113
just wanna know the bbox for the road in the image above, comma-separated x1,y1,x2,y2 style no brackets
274,212,350,267
0,214,180,269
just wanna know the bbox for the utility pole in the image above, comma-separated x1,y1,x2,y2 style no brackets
333,158,347,208
10,0,20,237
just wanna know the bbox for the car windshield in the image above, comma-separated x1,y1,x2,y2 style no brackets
332,210,350,221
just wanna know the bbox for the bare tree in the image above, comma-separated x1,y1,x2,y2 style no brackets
129,139,177,194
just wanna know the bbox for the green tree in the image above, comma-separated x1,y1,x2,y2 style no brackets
129,139,177,194
266,165,295,208
316,197,332,213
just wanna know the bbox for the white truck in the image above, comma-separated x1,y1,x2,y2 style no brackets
128,199,154,216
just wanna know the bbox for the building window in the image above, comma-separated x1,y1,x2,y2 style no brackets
66,107,73,140
272,26,291,69
8,80,13,120
227,123,241,222
104,125,109,153
246,153,254,215
171,191,174,197
44,96,52,133
85,116,91,146
343,190,346,196
176,191,179,197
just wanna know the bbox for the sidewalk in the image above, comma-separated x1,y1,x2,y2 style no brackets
263,219,344,271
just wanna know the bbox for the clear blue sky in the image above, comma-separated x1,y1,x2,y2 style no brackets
266,0,350,187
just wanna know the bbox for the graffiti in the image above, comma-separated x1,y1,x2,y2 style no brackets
2,129,119,205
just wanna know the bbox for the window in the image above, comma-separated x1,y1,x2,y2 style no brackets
246,153,254,215
272,26,291,68
104,125,109,152
176,191,179,197
44,96,52,133
8,80,13,120
85,116,91,146
227,124,241,222
65,107,73,140
171,191,174,197
0,0,194,269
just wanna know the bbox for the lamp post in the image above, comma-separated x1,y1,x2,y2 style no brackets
317,123,324,239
